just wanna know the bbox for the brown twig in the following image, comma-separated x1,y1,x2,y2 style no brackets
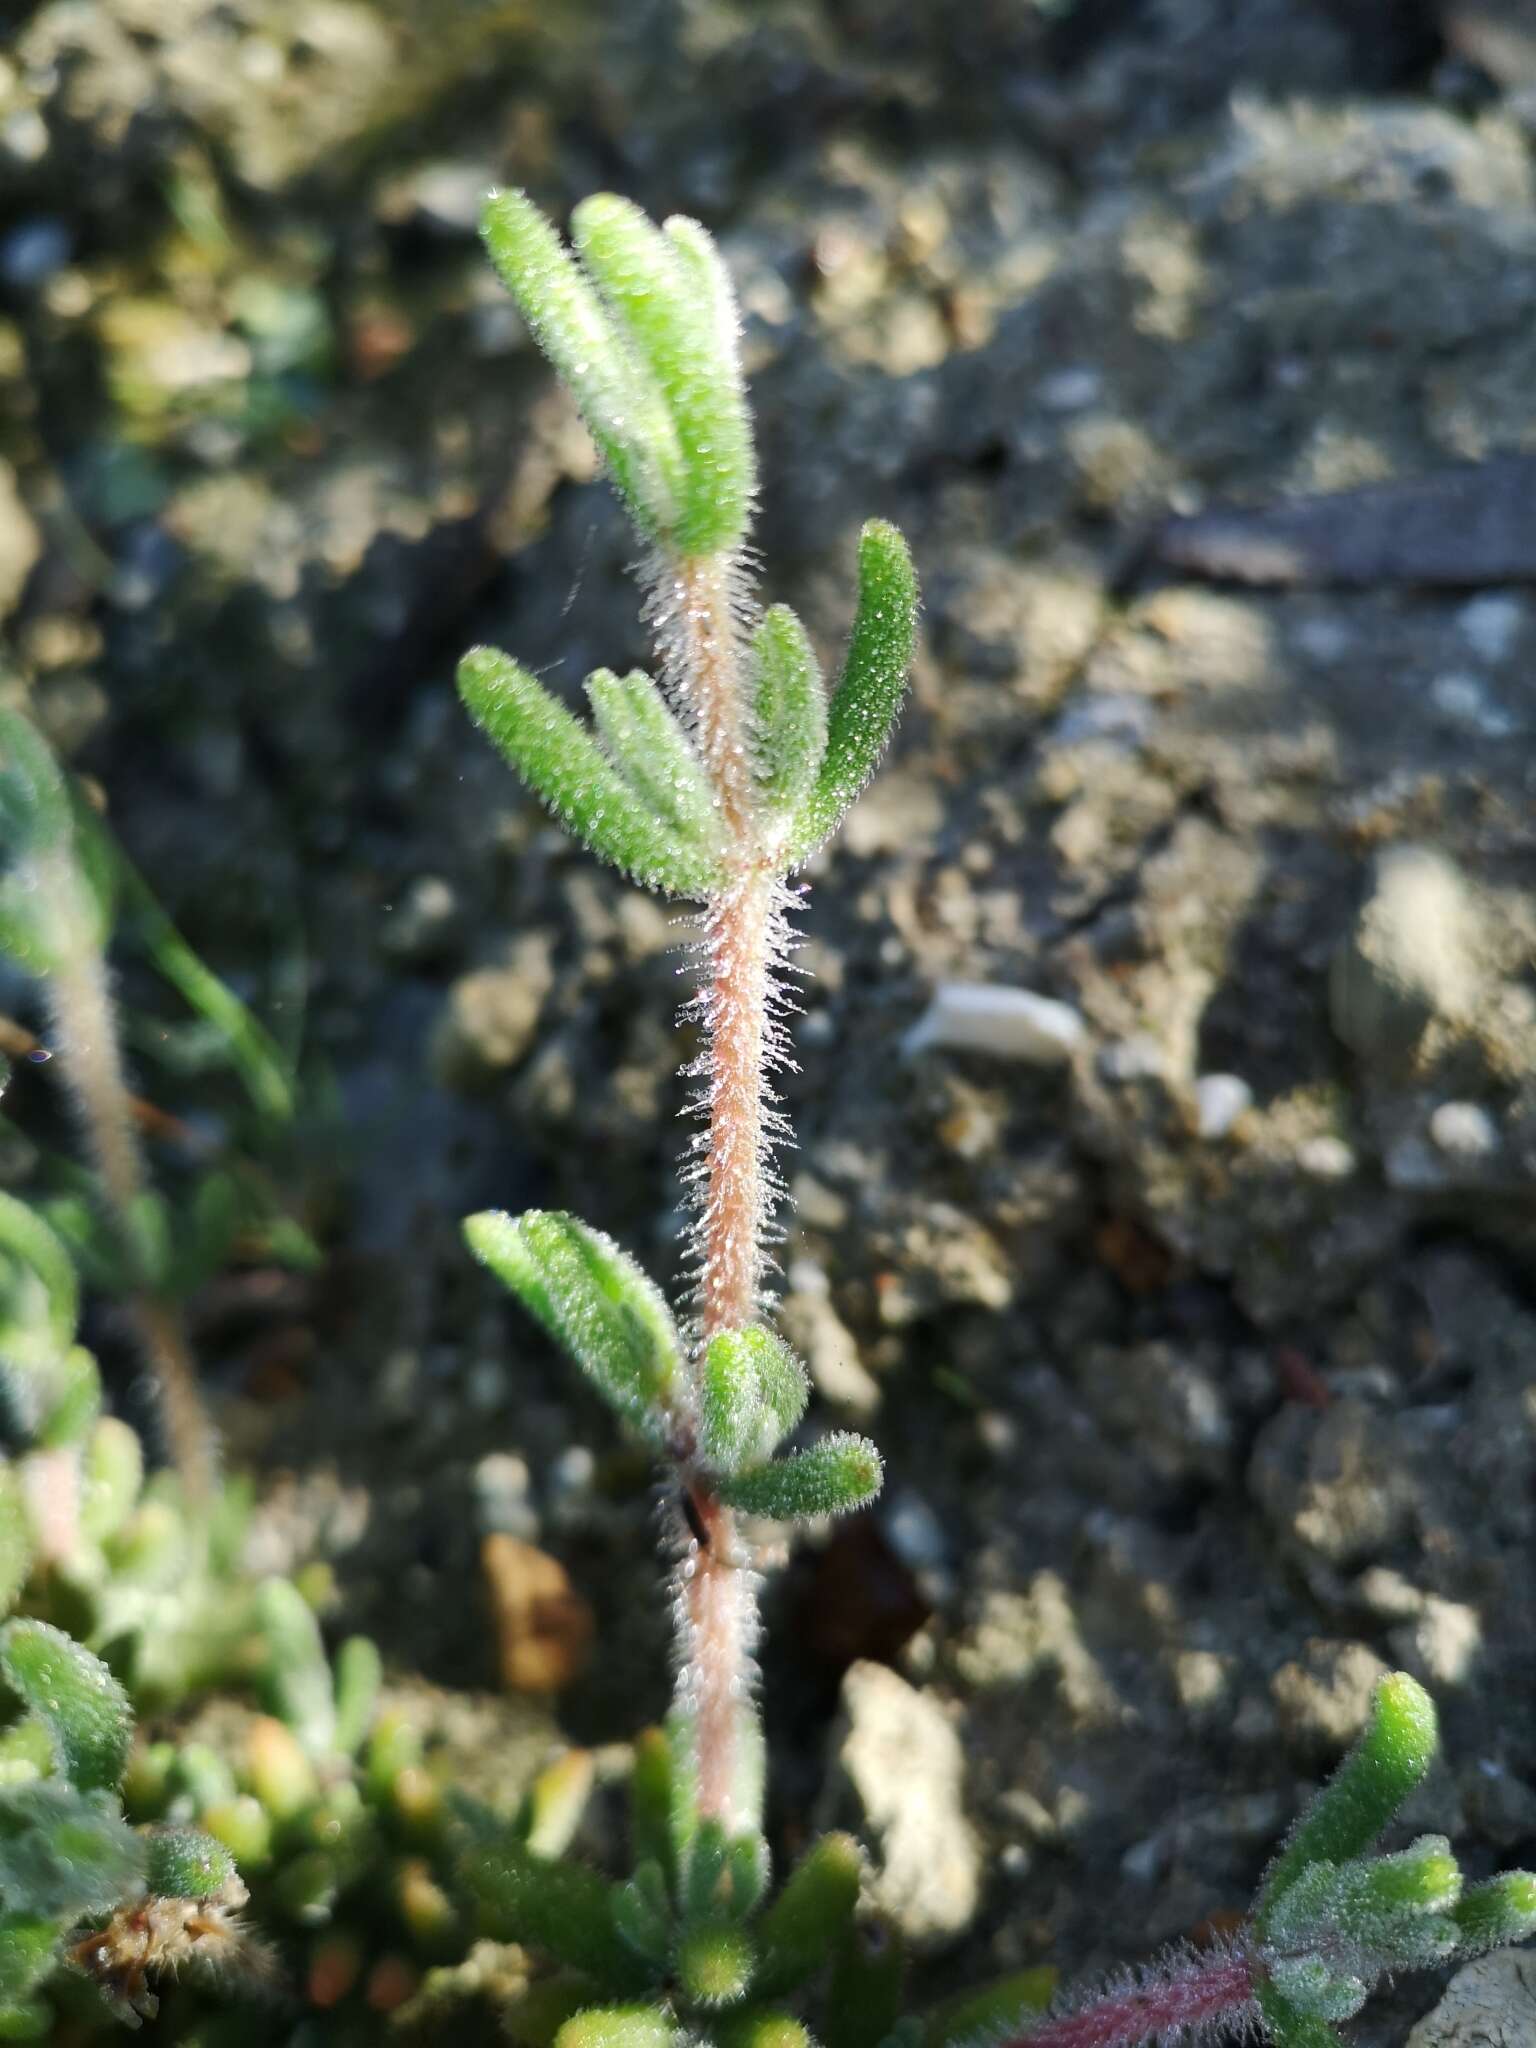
38,857,215,1504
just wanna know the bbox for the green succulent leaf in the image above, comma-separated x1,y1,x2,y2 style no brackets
199,1796,272,1872
717,2013,814,2048
553,2007,681,2048
0,712,108,976
919,1967,1056,2048
522,1750,597,1862
1254,1980,1354,2048
1265,1956,1367,2024
828,1920,909,2048
586,668,722,847
36,1346,100,1453
0,1195,78,1365
629,1727,676,1883
243,1717,317,1821
677,1921,756,2007
699,1327,809,1473
1257,1673,1438,1929
789,521,919,864
612,1858,673,1966
1452,1870,1536,1956
0,1477,28,1624
481,190,684,545
331,1635,383,1759
460,1832,655,1990
0,1620,132,1794
78,1417,144,1545
572,196,755,556
725,1831,770,1923
753,1833,862,1998
0,1913,59,2040
142,1825,237,1900
253,1577,336,1759
1268,1836,1462,1955
749,607,826,829
459,649,726,897
0,1780,144,1918
715,1432,883,1522
681,1817,731,1925
1337,1835,1460,1926
170,1741,238,1814
464,1209,682,1443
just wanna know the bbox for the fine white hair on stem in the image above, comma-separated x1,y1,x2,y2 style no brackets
639,548,761,799
1007,1941,1263,2048
677,875,801,1339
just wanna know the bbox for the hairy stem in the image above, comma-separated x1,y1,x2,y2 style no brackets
41,861,214,1503
1009,1952,1258,2048
668,551,778,1828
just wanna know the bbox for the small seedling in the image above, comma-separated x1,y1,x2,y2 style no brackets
990,1674,1536,2047
459,187,917,1858
455,184,918,2048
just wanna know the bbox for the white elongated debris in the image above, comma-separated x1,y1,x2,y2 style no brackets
902,982,1086,1065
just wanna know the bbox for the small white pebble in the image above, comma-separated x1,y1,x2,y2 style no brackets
1296,1135,1356,1181
1430,671,1518,737
1097,1035,1165,1084
1292,616,1352,663
1457,592,1525,664
1038,366,1102,412
1429,1099,1499,1160
903,983,1086,1065
1194,1072,1254,1139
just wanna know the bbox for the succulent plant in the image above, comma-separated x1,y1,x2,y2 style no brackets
0,1617,247,2035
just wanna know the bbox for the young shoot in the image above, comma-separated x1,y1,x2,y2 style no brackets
459,188,917,1852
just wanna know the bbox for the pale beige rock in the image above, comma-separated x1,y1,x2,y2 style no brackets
828,1660,980,1945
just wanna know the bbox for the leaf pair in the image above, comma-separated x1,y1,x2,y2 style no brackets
482,189,754,558
464,1208,881,1519
458,519,918,896
698,1325,879,1520
749,518,919,867
457,652,729,899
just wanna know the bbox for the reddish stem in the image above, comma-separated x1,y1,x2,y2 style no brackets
1006,1953,1258,2048
668,551,774,1828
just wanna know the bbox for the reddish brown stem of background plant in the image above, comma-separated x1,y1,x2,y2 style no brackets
1003,1951,1258,2048
43,874,215,1505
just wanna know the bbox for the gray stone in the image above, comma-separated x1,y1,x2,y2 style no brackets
1406,1950,1536,2048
